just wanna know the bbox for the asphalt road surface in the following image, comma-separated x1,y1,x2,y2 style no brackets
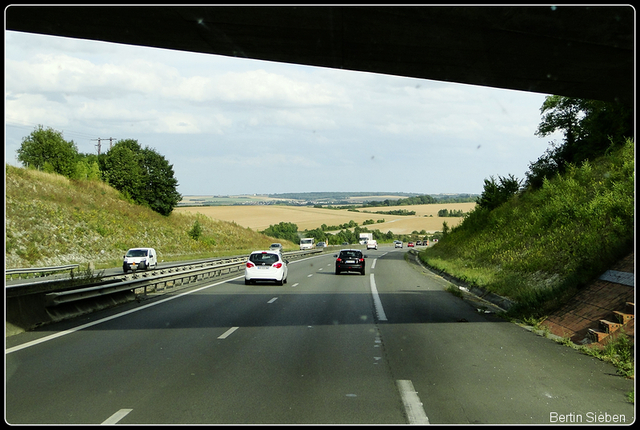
5,247,634,424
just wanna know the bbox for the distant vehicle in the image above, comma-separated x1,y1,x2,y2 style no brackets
424,240,430,246
269,243,283,253
394,240,403,248
408,242,415,247
334,249,367,275
245,250,288,285
341,242,349,246
123,247,157,273
316,241,327,248
366,239,378,250
299,237,315,250
359,232,373,245
416,240,422,246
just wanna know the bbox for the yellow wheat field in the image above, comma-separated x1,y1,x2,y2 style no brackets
175,202,476,234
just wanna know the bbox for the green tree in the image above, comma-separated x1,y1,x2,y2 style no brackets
476,174,521,211
188,219,203,240
102,141,143,200
101,139,181,216
72,160,89,180
87,161,101,181
438,209,449,217
261,222,299,243
527,96,632,189
17,125,78,177
138,147,182,216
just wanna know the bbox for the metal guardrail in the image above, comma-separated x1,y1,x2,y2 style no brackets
44,261,242,306
5,264,80,280
41,249,323,306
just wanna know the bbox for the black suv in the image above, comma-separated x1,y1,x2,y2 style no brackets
334,249,366,275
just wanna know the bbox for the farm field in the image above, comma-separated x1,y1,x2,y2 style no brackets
175,202,476,234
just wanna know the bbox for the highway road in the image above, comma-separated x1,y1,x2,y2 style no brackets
5,247,634,424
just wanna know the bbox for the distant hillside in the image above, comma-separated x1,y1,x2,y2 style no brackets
5,165,293,269
267,192,478,203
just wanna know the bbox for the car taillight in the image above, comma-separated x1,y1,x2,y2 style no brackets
359,258,364,262
246,262,255,268
336,258,342,263
273,262,283,269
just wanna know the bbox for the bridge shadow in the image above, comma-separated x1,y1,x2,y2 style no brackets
60,282,505,332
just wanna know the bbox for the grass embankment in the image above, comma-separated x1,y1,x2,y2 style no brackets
5,165,295,269
421,138,634,319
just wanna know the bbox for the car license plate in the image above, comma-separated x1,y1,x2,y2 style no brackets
346,260,355,264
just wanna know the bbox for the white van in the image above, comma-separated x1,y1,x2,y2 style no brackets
123,247,157,272
299,238,314,250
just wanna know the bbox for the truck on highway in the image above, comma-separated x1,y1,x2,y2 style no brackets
299,237,315,250
359,232,373,245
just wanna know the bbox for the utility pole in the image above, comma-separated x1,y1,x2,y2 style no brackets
91,137,117,155
92,138,102,155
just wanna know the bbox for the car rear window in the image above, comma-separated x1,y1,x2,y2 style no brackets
339,251,361,259
249,253,279,265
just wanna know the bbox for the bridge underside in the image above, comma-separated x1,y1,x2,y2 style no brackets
5,5,634,106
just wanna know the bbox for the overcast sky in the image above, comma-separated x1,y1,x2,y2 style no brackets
5,29,563,197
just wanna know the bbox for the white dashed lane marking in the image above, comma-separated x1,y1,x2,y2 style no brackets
217,327,239,339
101,408,133,424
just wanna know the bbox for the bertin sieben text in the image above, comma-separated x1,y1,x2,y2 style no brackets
550,411,627,423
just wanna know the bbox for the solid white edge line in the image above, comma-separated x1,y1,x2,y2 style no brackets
369,274,387,321
217,326,239,339
101,408,133,425
396,380,430,424
6,275,246,354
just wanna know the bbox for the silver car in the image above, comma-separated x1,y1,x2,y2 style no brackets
269,243,283,253
245,250,288,285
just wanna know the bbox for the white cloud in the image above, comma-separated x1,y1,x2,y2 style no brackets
4,30,563,195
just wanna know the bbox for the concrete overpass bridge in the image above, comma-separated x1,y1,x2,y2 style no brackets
6,5,633,107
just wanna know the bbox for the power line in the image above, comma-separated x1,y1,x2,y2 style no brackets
6,122,101,141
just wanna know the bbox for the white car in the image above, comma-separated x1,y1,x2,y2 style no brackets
123,247,157,273
394,240,403,248
366,239,378,250
245,250,288,285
